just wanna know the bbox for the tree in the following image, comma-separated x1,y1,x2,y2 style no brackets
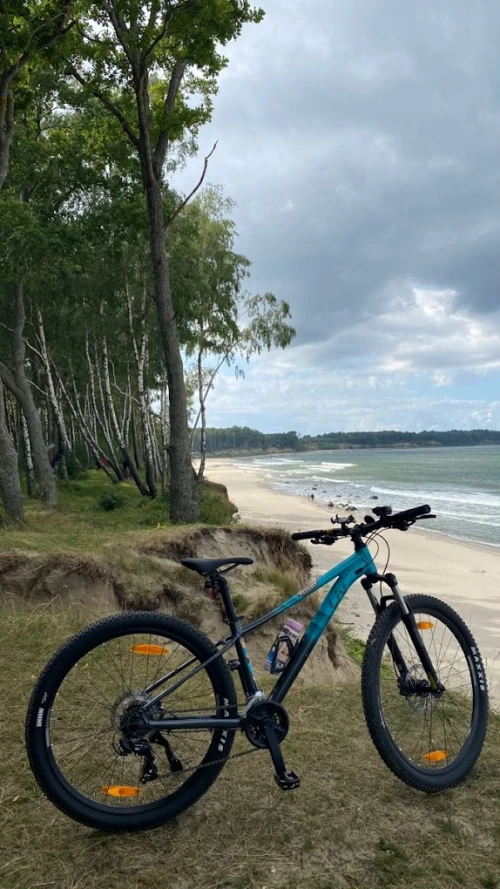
0,381,24,521
0,1,74,189
63,0,264,522
170,187,295,480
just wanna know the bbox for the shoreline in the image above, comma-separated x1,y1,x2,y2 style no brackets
201,457,500,700
223,454,500,555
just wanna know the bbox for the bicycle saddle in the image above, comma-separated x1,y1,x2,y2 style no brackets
180,557,254,576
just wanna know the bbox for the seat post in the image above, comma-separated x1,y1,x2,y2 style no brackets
214,571,240,632
214,571,260,697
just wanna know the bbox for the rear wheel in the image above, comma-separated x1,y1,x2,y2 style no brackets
26,612,237,831
361,594,488,791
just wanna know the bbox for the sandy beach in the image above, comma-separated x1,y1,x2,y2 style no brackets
203,458,500,698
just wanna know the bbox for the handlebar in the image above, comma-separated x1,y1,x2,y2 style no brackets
291,529,329,541
291,504,433,543
390,504,431,523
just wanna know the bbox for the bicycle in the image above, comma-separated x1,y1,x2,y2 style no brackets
25,503,489,832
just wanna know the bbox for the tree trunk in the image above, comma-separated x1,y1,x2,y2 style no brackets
139,340,157,498
86,336,123,480
20,410,36,497
160,372,169,496
127,278,156,497
143,173,199,520
0,81,14,191
57,370,119,484
101,336,149,496
131,410,142,469
149,412,161,480
0,382,24,521
0,282,57,506
37,309,72,473
197,349,208,483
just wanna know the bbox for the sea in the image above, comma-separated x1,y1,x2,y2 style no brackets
235,446,500,548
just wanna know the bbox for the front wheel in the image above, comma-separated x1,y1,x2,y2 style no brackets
361,594,488,792
25,612,238,831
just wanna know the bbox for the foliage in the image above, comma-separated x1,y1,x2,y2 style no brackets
192,426,301,453
97,489,126,511
0,1,296,524
192,426,500,454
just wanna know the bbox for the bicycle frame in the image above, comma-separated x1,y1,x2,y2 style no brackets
143,543,378,732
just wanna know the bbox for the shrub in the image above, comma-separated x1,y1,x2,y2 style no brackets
97,490,126,512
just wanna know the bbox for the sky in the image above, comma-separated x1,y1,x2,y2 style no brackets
173,0,500,435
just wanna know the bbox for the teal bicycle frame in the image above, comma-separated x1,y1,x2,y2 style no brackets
144,543,378,732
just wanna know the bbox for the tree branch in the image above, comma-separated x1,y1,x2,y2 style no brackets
166,142,218,228
153,58,188,169
142,2,191,64
65,64,140,150
103,1,138,74
0,360,23,403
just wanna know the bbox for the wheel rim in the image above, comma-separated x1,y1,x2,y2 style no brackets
44,627,228,811
377,608,479,773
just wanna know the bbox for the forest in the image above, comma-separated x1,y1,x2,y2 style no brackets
193,426,500,453
0,1,294,524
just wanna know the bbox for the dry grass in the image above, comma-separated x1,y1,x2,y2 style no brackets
1,602,500,889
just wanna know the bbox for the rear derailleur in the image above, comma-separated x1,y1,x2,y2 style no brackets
117,732,183,784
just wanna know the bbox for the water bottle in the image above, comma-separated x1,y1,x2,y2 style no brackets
265,618,304,673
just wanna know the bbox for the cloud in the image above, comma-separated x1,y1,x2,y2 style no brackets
173,0,500,430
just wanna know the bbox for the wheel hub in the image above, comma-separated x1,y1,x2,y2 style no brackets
399,666,442,714
111,692,161,739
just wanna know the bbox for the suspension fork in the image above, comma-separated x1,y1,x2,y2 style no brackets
363,574,441,690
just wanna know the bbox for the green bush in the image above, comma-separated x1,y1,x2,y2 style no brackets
97,490,126,512
200,482,238,525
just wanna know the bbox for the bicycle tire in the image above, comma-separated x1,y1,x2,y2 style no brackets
25,611,238,831
361,594,488,792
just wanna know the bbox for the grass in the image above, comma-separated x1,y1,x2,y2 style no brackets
0,471,238,556
340,635,366,667
2,602,500,889
253,567,299,598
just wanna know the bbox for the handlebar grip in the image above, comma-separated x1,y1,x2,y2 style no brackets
393,504,431,522
291,530,326,540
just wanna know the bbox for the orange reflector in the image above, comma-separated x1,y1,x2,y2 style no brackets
416,621,434,630
101,785,142,797
131,644,170,656
423,750,448,763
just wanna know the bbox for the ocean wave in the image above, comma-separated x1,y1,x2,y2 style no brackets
370,485,500,508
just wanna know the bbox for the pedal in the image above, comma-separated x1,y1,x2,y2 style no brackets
274,770,300,791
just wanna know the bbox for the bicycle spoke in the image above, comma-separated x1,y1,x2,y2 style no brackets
377,607,476,771
44,627,233,811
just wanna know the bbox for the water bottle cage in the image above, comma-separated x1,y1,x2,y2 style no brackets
268,634,296,674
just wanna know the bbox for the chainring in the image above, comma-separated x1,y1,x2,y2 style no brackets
244,700,290,749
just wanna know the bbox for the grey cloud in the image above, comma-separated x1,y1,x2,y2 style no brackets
175,0,500,346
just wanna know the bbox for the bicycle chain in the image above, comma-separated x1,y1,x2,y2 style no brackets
172,744,261,777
